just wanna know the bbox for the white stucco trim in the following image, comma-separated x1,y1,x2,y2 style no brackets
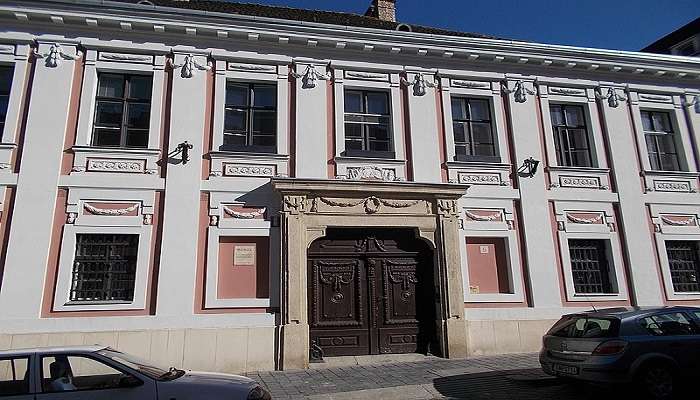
331,67,404,161
211,59,289,156
53,224,153,312
654,233,700,301
457,199,524,303
205,226,272,309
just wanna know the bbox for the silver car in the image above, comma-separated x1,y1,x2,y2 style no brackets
0,345,271,399
540,306,700,399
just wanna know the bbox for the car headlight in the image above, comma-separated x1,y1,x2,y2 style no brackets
247,385,271,400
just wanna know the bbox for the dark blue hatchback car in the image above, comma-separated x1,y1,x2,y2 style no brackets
540,306,700,399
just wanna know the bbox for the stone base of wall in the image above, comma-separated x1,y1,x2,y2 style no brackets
466,319,557,356
0,327,276,374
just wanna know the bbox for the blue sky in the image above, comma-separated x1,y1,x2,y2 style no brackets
234,0,699,51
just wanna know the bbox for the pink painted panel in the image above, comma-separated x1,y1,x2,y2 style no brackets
217,237,269,299
466,237,510,294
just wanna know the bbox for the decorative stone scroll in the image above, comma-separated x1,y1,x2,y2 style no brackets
344,71,389,81
227,62,277,73
548,86,586,96
344,166,397,182
98,52,153,64
652,180,692,193
86,158,146,173
84,203,139,216
566,213,604,224
450,80,490,90
660,215,697,226
464,209,502,222
223,163,276,177
315,196,421,215
222,205,266,219
456,173,506,186
0,44,15,54
558,176,603,189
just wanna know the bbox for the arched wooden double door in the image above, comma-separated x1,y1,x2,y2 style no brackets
308,228,436,357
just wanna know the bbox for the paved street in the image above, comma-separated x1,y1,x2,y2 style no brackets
246,353,631,399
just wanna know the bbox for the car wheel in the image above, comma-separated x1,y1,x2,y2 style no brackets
639,364,675,400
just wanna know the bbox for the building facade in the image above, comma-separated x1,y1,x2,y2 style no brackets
0,0,699,372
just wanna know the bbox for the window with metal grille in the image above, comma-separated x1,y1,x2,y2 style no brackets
550,104,594,167
344,89,394,158
666,241,700,293
222,82,277,153
641,110,682,171
70,234,139,302
451,97,499,162
0,65,14,134
568,239,613,294
92,73,152,148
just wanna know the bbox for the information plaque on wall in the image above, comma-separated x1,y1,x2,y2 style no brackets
233,245,256,266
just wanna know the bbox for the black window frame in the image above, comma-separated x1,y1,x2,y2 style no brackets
0,356,31,397
221,81,277,154
665,240,700,293
91,73,152,149
641,110,683,172
69,233,139,303
568,239,614,294
549,104,594,168
343,89,395,159
450,96,500,163
0,65,14,135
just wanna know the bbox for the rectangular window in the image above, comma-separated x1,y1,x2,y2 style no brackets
92,73,152,148
41,355,133,393
222,82,277,153
0,66,14,134
666,241,700,293
640,313,699,336
344,89,394,158
0,357,30,397
568,239,613,294
451,97,498,162
641,110,681,171
70,234,139,302
550,104,593,167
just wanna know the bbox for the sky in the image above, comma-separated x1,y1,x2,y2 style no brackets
230,0,700,51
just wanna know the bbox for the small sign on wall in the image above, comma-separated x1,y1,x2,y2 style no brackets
479,245,489,254
233,244,256,266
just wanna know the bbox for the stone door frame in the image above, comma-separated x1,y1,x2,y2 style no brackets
272,178,469,369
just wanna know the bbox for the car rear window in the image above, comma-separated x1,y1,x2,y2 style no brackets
549,316,619,338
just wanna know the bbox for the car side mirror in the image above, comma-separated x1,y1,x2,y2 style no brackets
118,375,143,388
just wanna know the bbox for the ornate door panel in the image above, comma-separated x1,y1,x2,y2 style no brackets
308,258,369,356
308,229,434,357
376,258,421,354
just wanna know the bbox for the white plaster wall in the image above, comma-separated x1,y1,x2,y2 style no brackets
293,62,329,179
404,71,442,183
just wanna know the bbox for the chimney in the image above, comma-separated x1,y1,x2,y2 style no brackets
365,0,396,22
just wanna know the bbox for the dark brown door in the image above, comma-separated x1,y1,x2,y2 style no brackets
308,229,435,357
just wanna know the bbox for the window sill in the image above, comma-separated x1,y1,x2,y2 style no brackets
335,155,405,164
341,150,396,159
567,292,627,302
209,150,289,161
71,145,161,156
454,155,501,163
641,170,699,178
547,166,610,174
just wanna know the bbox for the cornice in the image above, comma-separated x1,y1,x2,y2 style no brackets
2,0,700,83
271,177,468,199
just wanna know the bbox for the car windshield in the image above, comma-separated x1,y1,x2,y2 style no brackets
549,316,619,338
97,349,180,380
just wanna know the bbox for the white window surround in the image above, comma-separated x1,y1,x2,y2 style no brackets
331,67,407,181
72,49,167,174
439,76,512,190
210,59,290,179
649,203,700,300
54,224,152,312
554,201,628,302
629,92,698,177
0,42,30,170
205,191,275,308
54,189,156,311
458,198,524,303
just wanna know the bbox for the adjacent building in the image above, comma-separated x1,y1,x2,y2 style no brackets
643,17,700,57
0,0,699,373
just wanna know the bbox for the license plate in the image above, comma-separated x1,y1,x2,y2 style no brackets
552,363,579,375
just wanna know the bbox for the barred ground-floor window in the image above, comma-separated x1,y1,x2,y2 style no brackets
568,239,613,294
70,234,139,302
665,240,700,293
